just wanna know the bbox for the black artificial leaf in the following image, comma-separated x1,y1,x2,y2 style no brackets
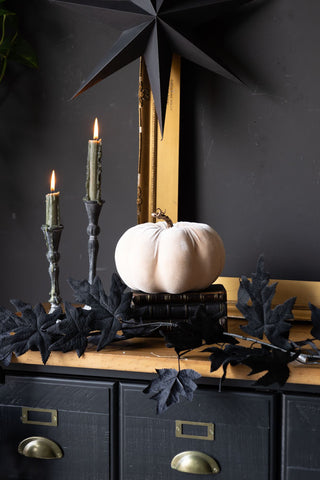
106,273,130,314
143,368,201,414
98,273,132,322
88,314,121,350
190,306,237,345
309,303,320,340
161,321,203,354
203,345,230,372
0,305,23,335
48,303,92,357
0,302,62,364
0,308,21,365
68,274,132,349
237,255,274,339
121,318,164,338
204,343,298,389
204,344,253,389
90,274,131,349
237,255,295,348
294,339,320,355
263,296,296,350
238,254,271,307
68,277,101,309
243,349,299,387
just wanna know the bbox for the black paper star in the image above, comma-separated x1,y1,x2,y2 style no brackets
53,0,254,133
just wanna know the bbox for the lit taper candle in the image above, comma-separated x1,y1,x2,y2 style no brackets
42,169,63,311
86,118,102,203
46,170,61,226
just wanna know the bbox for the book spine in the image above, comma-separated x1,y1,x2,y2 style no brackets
132,290,226,305
132,302,226,319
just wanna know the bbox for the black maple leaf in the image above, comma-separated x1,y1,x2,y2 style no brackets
243,348,299,387
100,273,132,322
237,255,295,349
48,303,92,357
68,273,132,350
0,305,26,365
143,368,201,414
91,274,131,349
263,296,296,349
190,306,237,346
205,343,298,389
204,344,252,389
159,307,226,354
309,303,320,340
0,301,62,365
121,318,165,338
0,305,23,333
161,321,203,354
68,277,102,309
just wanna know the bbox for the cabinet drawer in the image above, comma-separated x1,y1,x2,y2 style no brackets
119,382,275,480
282,393,320,480
0,375,114,480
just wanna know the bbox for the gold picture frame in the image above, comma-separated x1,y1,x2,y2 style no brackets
137,57,319,321
137,55,180,224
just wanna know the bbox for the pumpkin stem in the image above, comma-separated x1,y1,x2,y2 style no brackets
151,208,173,228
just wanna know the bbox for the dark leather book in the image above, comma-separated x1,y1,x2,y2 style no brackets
131,301,225,320
132,284,226,306
131,302,228,334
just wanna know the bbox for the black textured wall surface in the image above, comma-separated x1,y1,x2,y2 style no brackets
179,0,320,281
0,0,138,307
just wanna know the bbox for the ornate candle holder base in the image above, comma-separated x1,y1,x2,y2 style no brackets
42,224,64,312
84,199,104,284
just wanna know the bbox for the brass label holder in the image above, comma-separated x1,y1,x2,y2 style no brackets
175,420,214,441
21,407,58,427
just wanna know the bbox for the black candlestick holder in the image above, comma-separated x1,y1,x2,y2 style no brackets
42,224,64,311
84,199,104,284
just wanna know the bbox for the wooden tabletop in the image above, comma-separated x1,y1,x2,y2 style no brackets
10,319,320,386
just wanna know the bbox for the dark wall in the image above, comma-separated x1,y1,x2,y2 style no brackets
1,0,319,310
179,0,320,281
0,0,138,308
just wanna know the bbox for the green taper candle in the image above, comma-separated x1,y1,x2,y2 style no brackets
86,117,102,203
46,170,61,227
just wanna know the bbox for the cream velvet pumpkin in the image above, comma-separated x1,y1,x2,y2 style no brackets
115,212,225,294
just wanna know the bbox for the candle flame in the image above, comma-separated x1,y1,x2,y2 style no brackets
50,170,56,192
93,117,99,140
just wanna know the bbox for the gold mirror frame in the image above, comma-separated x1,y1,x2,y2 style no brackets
137,55,180,225
137,57,319,321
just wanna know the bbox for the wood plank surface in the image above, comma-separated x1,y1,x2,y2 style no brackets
10,320,320,387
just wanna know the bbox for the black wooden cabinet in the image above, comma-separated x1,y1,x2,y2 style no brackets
0,370,320,479
119,383,275,480
0,375,114,480
282,393,320,480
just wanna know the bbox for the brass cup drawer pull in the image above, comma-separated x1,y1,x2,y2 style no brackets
171,451,220,475
18,436,63,460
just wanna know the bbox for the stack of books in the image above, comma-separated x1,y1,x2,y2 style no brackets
131,284,227,333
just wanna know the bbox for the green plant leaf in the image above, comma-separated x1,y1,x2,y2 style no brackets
10,35,38,68
0,9,15,17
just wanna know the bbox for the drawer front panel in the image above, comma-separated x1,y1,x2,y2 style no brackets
119,382,275,480
0,375,114,480
282,393,320,480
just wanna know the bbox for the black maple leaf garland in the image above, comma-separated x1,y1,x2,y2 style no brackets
1,255,320,413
